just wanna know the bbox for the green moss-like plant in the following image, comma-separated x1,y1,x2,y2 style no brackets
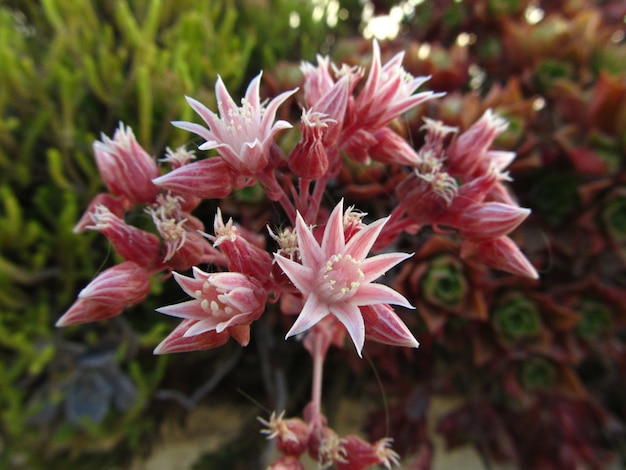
0,0,334,466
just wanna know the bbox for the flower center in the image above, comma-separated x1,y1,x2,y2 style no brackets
197,282,234,319
317,254,364,303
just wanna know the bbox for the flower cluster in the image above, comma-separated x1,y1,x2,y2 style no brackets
59,40,535,467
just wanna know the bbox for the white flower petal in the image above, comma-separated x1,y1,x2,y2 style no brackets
285,295,329,339
330,302,365,357
351,283,414,309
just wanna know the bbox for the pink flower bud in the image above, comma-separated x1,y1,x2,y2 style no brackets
461,236,538,279
260,411,310,457
446,109,508,176
287,111,330,179
335,434,397,470
153,318,230,354
301,55,336,107
453,170,500,208
309,426,343,467
396,171,456,225
213,210,274,285
361,304,420,348
342,129,378,163
56,261,151,326
146,195,217,269
55,298,122,327
420,118,458,154
369,128,421,166
165,228,216,271
310,75,350,146
457,203,530,241
87,205,161,268
159,145,196,169
94,123,160,204
354,40,438,131
152,158,233,200
77,261,151,304
73,193,129,233
342,205,367,243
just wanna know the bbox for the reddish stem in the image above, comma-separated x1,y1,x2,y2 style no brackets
309,330,326,432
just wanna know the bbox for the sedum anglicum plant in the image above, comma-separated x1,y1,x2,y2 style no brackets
58,40,536,468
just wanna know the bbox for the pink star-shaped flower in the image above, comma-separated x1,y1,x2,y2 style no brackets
274,200,418,356
156,268,266,338
172,73,297,179
354,39,441,131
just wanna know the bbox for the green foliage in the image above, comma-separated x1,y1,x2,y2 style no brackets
487,0,526,17
0,0,333,465
238,0,344,66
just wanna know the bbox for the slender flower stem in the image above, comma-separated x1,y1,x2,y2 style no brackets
307,176,328,223
309,329,326,431
259,171,297,223
298,177,312,219
277,191,297,225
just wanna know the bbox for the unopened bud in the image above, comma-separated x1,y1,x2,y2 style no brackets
458,202,530,241
57,262,151,326
94,123,160,204
461,236,538,279
369,128,421,166
288,111,332,179
153,158,233,200
153,319,230,354
446,109,508,176
361,304,419,348
87,205,161,268
213,210,273,284
336,435,399,470
259,411,310,457
396,170,456,225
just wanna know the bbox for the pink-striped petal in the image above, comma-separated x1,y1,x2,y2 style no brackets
295,211,324,268
261,88,298,134
218,287,261,312
208,272,256,291
244,73,262,111
215,312,253,333
361,252,413,283
330,302,365,356
171,271,204,298
154,319,230,354
156,300,206,320
274,255,315,295
215,76,239,119
285,295,329,339
56,299,122,327
351,282,414,309
171,120,215,143
343,216,389,261
321,199,346,257
183,317,221,336
361,304,419,348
